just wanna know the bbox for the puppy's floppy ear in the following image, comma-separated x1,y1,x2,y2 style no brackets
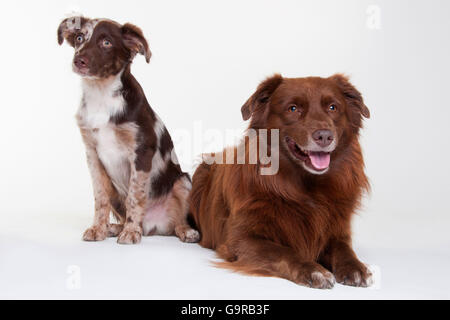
241,74,283,121
330,74,370,119
57,16,87,47
122,23,151,63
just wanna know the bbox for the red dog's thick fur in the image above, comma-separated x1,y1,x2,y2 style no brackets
190,74,372,289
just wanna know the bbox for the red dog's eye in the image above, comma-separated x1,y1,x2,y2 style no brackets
288,105,297,112
329,104,337,111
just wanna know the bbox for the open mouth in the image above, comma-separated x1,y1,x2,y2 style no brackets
285,136,331,173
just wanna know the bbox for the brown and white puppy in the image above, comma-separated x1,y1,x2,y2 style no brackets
190,74,372,288
58,16,199,244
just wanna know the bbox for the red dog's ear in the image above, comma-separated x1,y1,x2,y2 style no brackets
330,74,370,119
57,16,88,47
241,74,283,121
122,23,151,63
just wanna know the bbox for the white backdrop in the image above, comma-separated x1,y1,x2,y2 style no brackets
0,0,449,299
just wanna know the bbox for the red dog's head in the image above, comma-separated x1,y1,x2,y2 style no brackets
241,74,370,175
57,16,151,78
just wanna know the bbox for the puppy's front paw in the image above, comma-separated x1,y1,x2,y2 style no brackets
83,226,107,242
183,229,200,243
117,228,142,245
175,226,200,243
334,262,373,287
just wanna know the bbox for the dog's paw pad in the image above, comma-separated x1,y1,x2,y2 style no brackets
83,226,107,242
117,229,142,245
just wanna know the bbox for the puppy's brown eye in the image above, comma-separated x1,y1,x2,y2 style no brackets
76,35,84,43
288,105,298,112
329,104,337,112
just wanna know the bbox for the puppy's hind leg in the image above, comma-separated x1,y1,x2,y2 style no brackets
169,176,200,243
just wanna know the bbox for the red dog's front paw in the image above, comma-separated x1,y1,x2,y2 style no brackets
334,262,373,287
295,263,336,289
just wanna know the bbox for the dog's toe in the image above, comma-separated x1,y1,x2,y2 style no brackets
295,263,335,289
83,226,107,242
309,271,336,289
183,229,200,243
176,226,200,243
335,263,373,287
117,229,142,245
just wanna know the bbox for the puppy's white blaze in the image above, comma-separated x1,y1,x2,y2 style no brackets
76,19,100,53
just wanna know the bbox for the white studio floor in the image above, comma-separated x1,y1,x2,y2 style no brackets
0,212,449,300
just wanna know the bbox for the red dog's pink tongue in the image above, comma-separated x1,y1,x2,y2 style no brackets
309,152,330,170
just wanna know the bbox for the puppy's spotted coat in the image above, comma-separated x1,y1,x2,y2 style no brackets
58,16,199,244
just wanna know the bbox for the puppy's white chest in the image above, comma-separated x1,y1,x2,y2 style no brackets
81,91,125,128
77,78,130,197
94,126,130,197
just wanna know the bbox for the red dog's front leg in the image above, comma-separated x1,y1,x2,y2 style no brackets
320,237,373,287
223,236,336,289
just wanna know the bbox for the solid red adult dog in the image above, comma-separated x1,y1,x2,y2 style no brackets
190,74,373,289
58,17,199,244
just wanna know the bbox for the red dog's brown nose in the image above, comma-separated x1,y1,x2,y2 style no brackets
74,56,88,68
313,129,334,148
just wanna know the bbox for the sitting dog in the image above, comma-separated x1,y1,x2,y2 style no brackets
190,74,372,288
58,17,199,244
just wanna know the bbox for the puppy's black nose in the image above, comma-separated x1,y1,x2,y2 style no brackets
74,56,88,68
312,129,334,148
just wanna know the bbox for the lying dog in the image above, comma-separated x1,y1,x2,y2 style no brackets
58,17,199,244
190,74,372,288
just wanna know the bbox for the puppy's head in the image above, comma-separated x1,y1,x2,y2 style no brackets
57,16,151,78
241,74,370,175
